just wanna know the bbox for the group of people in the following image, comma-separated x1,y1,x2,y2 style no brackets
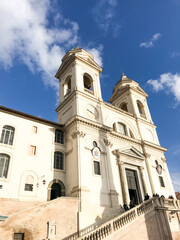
123,193,174,211
123,197,137,211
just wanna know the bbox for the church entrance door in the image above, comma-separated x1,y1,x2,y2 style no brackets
50,183,62,200
126,169,142,205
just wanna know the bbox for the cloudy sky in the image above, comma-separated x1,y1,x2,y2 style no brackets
0,0,180,191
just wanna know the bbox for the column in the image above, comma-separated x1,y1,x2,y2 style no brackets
138,166,148,195
115,151,129,205
144,153,155,195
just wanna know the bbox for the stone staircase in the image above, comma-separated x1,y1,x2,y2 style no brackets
64,197,180,240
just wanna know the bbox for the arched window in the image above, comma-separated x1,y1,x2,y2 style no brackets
54,152,64,170
47,179,65,201
55,129,64,144
0,125,15,145
117,122,127,135
137,100,145,116
120,102,128,112
64,75,71,96
51,183,62,200
24,175,34,191
0,154,10,178
83,73,93,92
129,129,134,138
112,123,116,131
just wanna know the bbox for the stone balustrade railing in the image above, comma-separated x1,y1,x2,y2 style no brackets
162,198,180,209
72,197,180,240
63,224,99,240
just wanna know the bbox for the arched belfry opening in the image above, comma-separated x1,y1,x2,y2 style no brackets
120,102,128,112
137,100,145,117
64,75,71,96
47,179,65,201
83,73,93,92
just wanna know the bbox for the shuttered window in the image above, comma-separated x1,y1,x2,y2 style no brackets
0,125,15,145
54,152,64,170
0,154,10,178
94,161,101,175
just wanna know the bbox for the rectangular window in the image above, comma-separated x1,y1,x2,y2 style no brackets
24,184,33,191
30,145,36,156
33,126,37,133
55,129,64,144
94,161,101,175
14,233,24,240
159,176,165,187
0,154,10,178
54,152,64,170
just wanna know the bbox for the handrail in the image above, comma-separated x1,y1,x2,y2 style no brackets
68,197,180,240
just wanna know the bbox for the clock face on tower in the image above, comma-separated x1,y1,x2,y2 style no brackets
85,104,99,120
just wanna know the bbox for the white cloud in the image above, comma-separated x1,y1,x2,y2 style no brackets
86,44,103,67
140,33,161,48
147,72,180,104
171,172,180,192
92,0,120,37
0,0,103,94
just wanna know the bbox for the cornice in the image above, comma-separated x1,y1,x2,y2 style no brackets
56,89,103,112
136,116,156,128
142,140,167,152
56,90,76,112
65,115,111,132
109,85,148,104
0,105,63,128
110,130,141,144
130,86,148,98
55,54,102,79
109,86,129,103
120,151,145,160
75,55,102,72
104,102,134,118
112,146,145,160
55,55,75,79
65,115,142,145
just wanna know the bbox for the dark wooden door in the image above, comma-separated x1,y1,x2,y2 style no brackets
126,169,142,204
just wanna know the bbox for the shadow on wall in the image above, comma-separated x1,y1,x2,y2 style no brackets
95,102,122,226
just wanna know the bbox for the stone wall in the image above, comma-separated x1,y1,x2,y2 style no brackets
0,198,41,215
0,197,79,240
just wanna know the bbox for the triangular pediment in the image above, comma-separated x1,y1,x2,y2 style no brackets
55,47,102,78
120,146,145,160
77,55,102,70
132,86,148,96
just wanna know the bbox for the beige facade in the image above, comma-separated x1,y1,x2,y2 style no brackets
0,47,179,239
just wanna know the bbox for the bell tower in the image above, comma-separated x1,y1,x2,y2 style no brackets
109,73,160,144
55,47,103,124
109,73,153,123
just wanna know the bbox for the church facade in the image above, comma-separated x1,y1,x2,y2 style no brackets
0,47,178,239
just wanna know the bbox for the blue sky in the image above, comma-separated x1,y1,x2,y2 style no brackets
0,0,180,191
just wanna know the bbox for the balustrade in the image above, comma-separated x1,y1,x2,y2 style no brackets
63,198,180,240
